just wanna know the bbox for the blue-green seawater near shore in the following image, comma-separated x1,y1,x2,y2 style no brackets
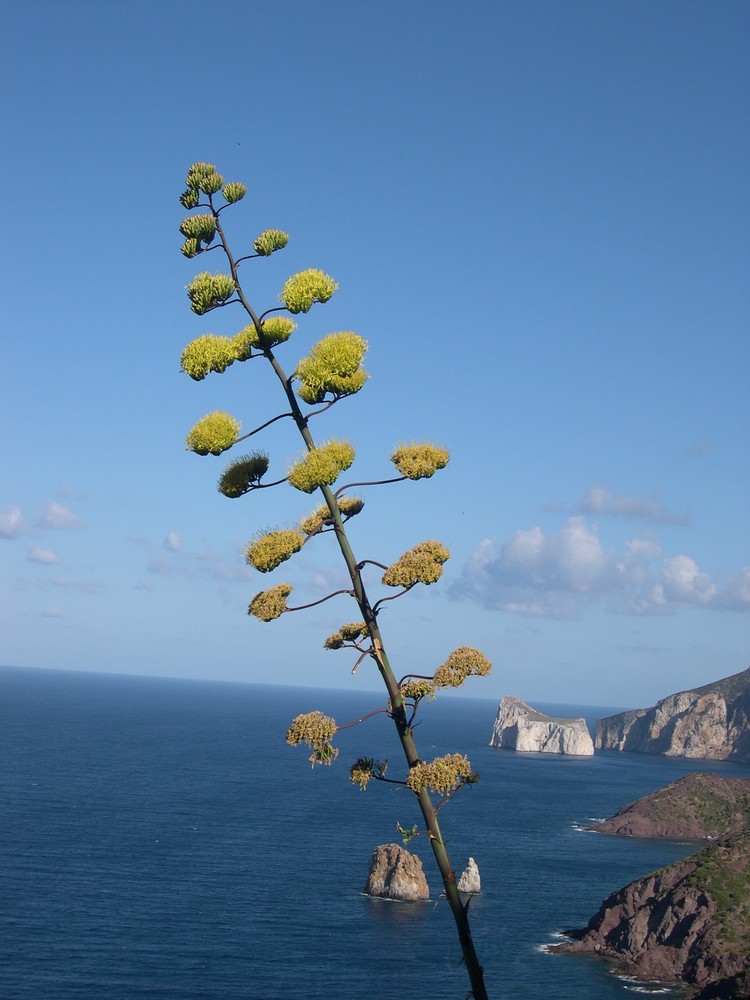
3,666,750,999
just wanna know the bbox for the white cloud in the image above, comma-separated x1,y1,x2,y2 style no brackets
0,506,25,539
42,501,81,530
578,486,690,525
452,517,748,618
164,531,182,552
27,545,58,564
653,555,717,606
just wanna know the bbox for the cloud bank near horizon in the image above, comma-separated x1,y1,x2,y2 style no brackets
452,516,750,619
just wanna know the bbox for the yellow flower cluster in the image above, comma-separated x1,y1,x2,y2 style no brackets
287,440,355,494
186,271,236,315
381,540,450,588
350,758,376,791
433,647,493,689
406,754,475,796
391,443,450,480
247,583,292,621
286,710,339,766
323,622,369,649
253,229,289,256
217,453,270,498
299,495,364,535
180,334,238,380
399,679,437,702
246,530,305,573
279,269,338,314
295,332,368,405
185,411,240,456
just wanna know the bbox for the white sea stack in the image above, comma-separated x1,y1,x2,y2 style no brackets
490,695,594,755
457,857,481,894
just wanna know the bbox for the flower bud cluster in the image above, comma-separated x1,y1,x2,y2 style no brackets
391,443,450,480
406,754,475,796
246,529,305,573
287,440,355,494
253,229,289,256
296,332,369,404
349,757,387,791
286,710,339,766
222,181,247,204
279,269,338,314
217,453,270,498
179,214,216,257
186,272,236,315
300,495,364,535
381,540,450,588
323,622,369,650
185,411,240,455
433,647,493,689
247,583,292,621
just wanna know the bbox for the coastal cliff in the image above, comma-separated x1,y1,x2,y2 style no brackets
596,667,750,762
552,832,750,998
489,696,594,755
586,773,750,841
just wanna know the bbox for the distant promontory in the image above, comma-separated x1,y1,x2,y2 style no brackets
585,772,750,841
596,666,750,762
555,772,750,997
489,696,594,755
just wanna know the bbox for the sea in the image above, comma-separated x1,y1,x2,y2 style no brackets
3,666,750,1000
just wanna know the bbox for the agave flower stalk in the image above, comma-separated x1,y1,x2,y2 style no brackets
177,163,490,1000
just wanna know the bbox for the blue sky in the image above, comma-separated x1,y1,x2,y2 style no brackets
2,0,748,708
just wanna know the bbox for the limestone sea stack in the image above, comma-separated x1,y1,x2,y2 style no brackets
596,666,750,761
457,857,481,894
489,696,594,755
363,844,429,901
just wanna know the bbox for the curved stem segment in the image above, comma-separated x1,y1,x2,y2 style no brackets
214,213,488,1000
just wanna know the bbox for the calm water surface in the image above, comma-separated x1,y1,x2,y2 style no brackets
3,666,749,999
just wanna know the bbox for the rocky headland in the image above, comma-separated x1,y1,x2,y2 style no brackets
586,773,750,841
489,695,594,755
596,667,750,762
552,831,750,998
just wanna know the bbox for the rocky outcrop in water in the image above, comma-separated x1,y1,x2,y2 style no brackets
489,696,594,755
552,831,750,997
585,773,750,841
363,843,429,901
457,857,481,894
596,667,750,762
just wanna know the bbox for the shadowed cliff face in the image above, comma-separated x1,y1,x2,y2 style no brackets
596,667,750,762
551,832,750,996
585,773,750,841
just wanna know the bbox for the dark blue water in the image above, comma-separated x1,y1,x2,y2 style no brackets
3,667,749,999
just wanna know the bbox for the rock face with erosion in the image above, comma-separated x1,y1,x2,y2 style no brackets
551,831,750,997
457,857,481,894
489,695,594,755
585,773,750,841
596,666,750,761
363,843,429,901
